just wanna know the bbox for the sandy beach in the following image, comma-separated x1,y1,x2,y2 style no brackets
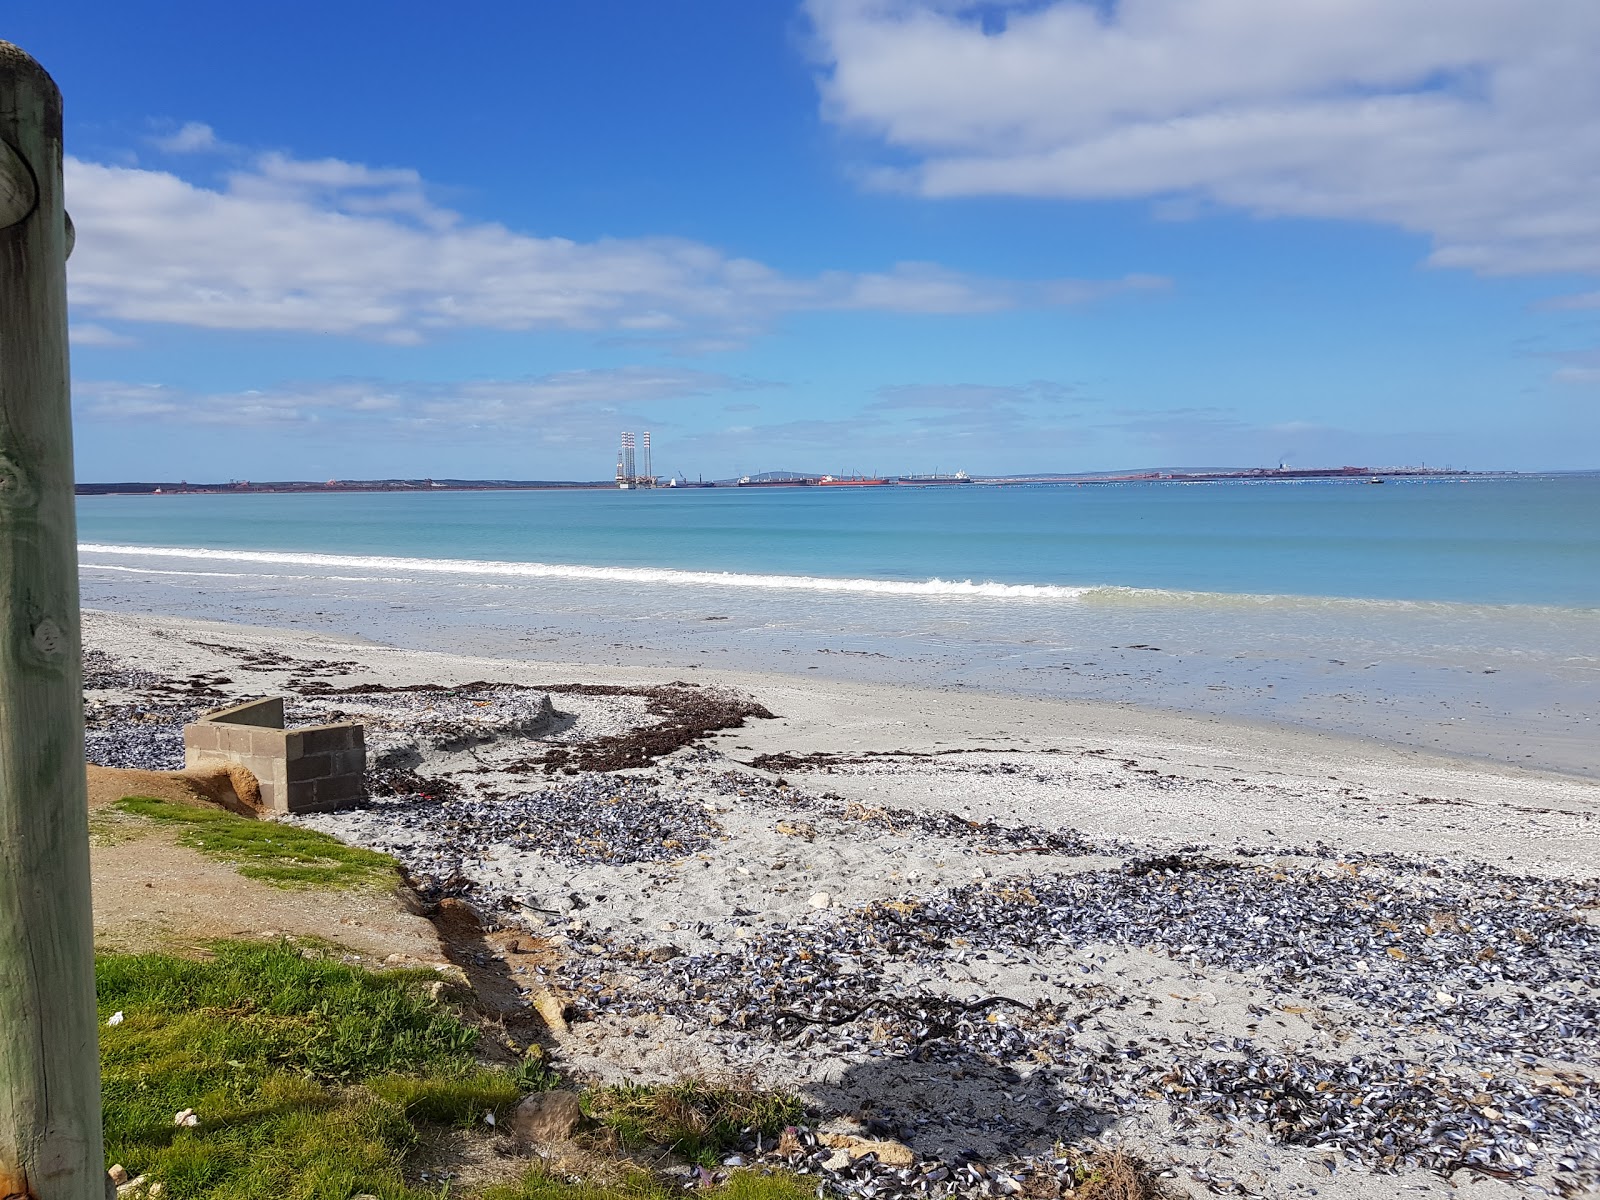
81,608,1600,1199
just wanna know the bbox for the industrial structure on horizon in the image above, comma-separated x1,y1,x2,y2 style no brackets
614,432,659,489
615,430,657,489
73,430,1483,496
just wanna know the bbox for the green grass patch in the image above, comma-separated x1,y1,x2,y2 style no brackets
114,796,397,889
98,941,817,1200
99,940,513,1199
90,807,155,848
482,1169,816,1200
587,1081,804,1168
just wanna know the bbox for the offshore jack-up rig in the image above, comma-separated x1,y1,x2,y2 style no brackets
615,431,657,489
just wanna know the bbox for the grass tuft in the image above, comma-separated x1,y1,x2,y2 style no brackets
115,796,397,889
371,1071,524,1127
587,1080,803,1167
1078,1149,1162,1200
97,941,822,1200
99,939,505,1199
481,1168,816,1200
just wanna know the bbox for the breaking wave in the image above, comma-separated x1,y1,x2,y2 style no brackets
80,543,1097,600
78,543,1597,618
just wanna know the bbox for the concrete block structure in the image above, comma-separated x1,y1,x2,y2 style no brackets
183,696,366,814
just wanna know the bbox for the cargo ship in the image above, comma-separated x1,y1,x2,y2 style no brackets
818,475,890,487
736,474,815,487
896,471,971,485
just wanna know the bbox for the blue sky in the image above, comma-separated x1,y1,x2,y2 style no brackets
12,0,1600,479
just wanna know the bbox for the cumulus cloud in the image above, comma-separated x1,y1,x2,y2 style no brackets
74,367,755,433
808,0,1600,276
65,147,1157,344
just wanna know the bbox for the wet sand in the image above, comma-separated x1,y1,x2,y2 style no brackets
78,546,1600,779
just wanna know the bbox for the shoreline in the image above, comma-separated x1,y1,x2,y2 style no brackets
79,607,1600,1197
74,477,1600,782
84,595,1600,790
84,606,1599,874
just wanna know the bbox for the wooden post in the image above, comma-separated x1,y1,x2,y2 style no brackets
0,42,107,1200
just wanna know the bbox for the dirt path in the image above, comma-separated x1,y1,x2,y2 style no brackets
87,765,447,966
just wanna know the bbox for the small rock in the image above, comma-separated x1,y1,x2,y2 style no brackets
533,989,568,1034
173,1108,198,1127
509,1089,585,1145
646,944,683,963
821,1134,916,1167
809,892,832,909
115,1176,147,1198
107,1011,124,1027
108,1165,129,1186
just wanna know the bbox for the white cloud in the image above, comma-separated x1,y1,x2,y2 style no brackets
69,323,138,348
74,368,756,433
826,263,1164,312
150,122,227,154
65,147,1156,344
808,0,1600,276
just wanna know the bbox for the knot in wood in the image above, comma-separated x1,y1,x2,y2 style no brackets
31,618,63,657
0,139,37,229
0,452,34,507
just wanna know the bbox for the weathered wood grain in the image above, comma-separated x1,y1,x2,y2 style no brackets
0,40,107,1200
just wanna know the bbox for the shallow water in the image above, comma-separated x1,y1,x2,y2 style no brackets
77,475,1600,776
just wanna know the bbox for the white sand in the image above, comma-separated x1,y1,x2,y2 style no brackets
82,609,1600,1199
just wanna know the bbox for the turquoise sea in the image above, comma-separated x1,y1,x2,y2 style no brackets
77,475,1600,775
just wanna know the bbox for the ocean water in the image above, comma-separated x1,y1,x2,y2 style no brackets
76,475,1600,775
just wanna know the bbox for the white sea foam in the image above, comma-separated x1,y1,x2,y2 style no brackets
78,542,1599,620
80,543,1096,600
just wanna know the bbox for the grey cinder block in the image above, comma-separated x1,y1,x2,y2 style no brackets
180,695,366,814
